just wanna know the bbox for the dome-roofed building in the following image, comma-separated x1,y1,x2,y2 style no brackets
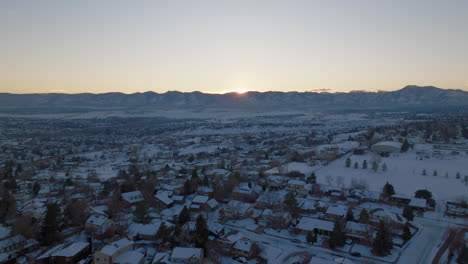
371,141,402,153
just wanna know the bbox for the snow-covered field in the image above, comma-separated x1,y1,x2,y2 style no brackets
316,144,468,201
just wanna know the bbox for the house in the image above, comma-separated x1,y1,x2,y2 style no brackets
93,238,134,264
121,191,144,207
48,241,90,264
169,247,203,264
224,200,252,219
191,195,209,211
0,235,27,253
295,217,334,236
206,199,219,211
325,205,348,220
409,198,427,211
127,222,166,241
345,222,370,244
286,179,311,196
113,250,144,264
85,214,114,234
258,209,292,229
231,239,254,258
155,191,173,209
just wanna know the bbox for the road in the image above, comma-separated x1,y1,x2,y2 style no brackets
396,218,449,264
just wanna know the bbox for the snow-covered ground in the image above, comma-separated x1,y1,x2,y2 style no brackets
315,144,468,200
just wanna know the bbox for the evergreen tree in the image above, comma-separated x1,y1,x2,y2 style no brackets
329,220,346,249
372,160,379,172
402,205,414,221
354,162,359,169
401,139,410,152
183,179,192,195
32,182,40,196
422,169,427,176
382,182,395,198
283,191,300,218
101,181,111,197
414,189,432,200
433,170,437,176
373,220,393,256
382,163,387,172
346,208,355,222
178,206,191,225
156,222,173,243
402,223,411,242
194,214,209,247
362,160,368,169
133,202,150,224
345,157,351,168
41,203,62,245
456,172,461,179
359,208,369,223
307,172,317,184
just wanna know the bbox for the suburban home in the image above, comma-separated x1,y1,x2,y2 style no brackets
0,235,27,253
52,242,90,264
224,200,252,219
409,198,427,211
295,217,334,236
169,247,203,264
93,238,135,264
85,214,114,234
121,191,144,207
325,205,348,220
231,239,254,258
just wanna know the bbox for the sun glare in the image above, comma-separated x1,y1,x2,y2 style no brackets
232,88,248,94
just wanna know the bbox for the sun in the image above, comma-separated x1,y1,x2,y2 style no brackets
232,88,248,94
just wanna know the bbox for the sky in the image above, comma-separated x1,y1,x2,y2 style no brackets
1,0,468,94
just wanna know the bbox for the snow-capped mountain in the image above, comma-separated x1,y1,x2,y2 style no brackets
1,86,467,111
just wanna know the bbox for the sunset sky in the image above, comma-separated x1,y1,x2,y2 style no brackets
1,0,468,94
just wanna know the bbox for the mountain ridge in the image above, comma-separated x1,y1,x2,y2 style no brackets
1,85,467,111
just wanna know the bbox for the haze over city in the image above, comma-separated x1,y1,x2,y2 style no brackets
2,0,468,94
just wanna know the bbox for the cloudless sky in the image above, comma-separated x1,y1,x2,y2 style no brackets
1,0,468,94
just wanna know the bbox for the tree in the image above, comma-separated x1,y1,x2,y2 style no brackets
329,220,346,249
345,157,351,168
373,220,393,256
156,222,173,243
178,206,191,226
362,160,368,169
41,203,62,245
32,182,40,196
307,172,317,184
422,169,427,176
346,208,355,222
402,223,411,242
415,189,432,200
64,199,88,227
372,160,379,172
183,179,192,195
433,170,437,176
456,172,461,179
354,162,359,169
133,202,150,224
359,208,369,223
402,205,414,221
382,163,387,172
194,214,209,247
401,139,410,152
382,182,395,198
306,231,317,244
283,191,300,218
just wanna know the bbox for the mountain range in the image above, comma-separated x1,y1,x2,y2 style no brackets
1,85,467,112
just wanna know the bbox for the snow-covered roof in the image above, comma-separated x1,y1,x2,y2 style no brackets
121,191,144,203
207,198,219,208
192,195,209,204
114,250,144,264
325,205,348,217
409,198,427,208
233,239,252,252
86,214,109,226
52,242,89,257
100,238,133,256
128,223,161,237
170,247,203,260
296,217,334,232
155,192,173,205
